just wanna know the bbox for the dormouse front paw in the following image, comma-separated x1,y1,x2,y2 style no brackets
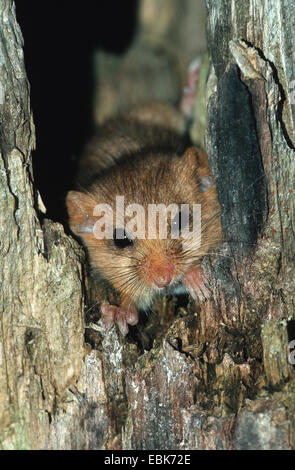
182,265,211,302
100,302,138,336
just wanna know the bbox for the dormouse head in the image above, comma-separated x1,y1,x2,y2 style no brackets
66,147,221,308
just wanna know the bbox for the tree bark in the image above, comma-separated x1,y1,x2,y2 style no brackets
122,0,295,450
1,0,295,450
0,1,103,449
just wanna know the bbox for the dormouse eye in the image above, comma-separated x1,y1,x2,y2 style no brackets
113,228,133,249
171,210,189,234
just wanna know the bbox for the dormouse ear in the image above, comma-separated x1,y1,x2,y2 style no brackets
66,191,97,237
182,147,199,170
182,147,214,193
183,147,211,174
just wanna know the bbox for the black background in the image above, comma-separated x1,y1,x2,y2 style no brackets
15,0,138,222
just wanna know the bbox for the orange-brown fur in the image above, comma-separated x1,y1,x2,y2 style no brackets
66,104,222,332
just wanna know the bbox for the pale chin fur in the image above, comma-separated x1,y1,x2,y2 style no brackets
135,277,188,311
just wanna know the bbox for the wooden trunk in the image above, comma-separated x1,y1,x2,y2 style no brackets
0,0,294,450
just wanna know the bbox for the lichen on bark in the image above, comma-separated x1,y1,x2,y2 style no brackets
1,0,295,450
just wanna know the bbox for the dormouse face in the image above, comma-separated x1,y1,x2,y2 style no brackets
66,147,221,308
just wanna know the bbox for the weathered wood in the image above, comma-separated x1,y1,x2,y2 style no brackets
1,0,295,450
0,0,100,449
121,0,295,449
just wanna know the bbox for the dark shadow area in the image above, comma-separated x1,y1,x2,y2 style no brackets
15,0,138,222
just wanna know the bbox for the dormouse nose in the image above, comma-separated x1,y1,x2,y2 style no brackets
153,273,172,288
149,259,175,288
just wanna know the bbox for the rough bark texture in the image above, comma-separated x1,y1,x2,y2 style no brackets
121,0,295,450
1,0,295,450
0,1,102,449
